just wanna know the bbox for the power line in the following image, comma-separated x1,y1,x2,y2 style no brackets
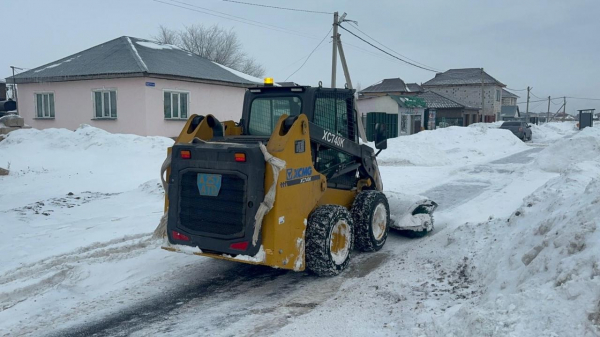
152,0,318,40
169,0,318,39
518,97,563,104
505,87,528,91
565,96,600,101
285,27,333,81
346,22,441,72
338,24,438,72
221,0,332,15
530,90,544,100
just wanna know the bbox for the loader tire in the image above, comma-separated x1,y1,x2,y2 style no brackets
351,190,390,252
306,205,354,276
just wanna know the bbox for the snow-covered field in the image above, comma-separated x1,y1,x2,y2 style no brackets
1,122,598,337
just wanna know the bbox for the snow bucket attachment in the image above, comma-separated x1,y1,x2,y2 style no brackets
387,191,438,238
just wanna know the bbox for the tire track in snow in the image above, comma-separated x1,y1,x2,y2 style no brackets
48,251,387,337
0,233,156,312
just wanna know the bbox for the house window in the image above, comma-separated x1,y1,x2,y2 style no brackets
496,89,501,102
35,93,55,118
164,91,189,119
93,90,117,118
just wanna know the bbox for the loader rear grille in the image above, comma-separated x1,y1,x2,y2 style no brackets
178,172,245,236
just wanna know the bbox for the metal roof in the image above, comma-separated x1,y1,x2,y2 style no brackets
361,78,422,93
423,68,505,87
8,36,259,86
388,95,427,108
415,91,478,110
501,89,519,99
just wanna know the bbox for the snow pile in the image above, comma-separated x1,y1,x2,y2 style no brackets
467,121,503,129
377,126,528,166
436,132,600,336
0,125,173,199
535,126,600,172
529,121,577,143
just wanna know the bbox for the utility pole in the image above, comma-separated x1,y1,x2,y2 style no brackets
546,96,551,124
480,68,484,123
10,66,19,114
335,13,367,142
562,96,566,122
525,86,530,124
331,12,339,89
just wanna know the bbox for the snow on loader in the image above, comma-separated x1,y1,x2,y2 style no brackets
156,79,437,276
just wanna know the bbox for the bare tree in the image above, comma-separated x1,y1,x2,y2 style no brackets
238,57,265,79
153,25,179,45
152,24,265,77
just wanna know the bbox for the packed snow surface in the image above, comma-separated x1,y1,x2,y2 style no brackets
1,122,597,337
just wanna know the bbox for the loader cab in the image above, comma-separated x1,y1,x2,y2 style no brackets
241,85,358,143
241,85,361,190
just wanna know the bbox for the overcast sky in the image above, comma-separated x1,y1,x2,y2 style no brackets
3,0,599,114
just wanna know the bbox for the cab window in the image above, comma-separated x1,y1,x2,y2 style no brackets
248,97,302,136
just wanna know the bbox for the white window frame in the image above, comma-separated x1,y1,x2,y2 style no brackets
496,89,501,102
163,89,190,120
92,88,118,119
34,92,55,119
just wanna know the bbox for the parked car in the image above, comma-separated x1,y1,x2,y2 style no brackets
500,121,532,141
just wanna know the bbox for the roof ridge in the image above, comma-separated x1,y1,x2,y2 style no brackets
124,37,149,73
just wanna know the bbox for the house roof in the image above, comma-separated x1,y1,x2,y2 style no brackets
422,68,505,87
361,78,422,93
388,95,427,108
8,36,261,86
415,91,478,110
502,89,519,99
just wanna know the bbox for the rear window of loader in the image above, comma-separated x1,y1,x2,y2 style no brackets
248,96,302,136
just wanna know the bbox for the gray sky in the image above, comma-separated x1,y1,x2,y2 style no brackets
3,0,599,114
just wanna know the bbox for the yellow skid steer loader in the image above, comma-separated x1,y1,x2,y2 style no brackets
158,80,436,276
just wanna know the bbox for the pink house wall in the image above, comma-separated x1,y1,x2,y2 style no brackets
143,77,245,137
17,77,247,137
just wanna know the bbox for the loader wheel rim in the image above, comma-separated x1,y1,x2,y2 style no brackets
330,220,351,265
372,203,387,241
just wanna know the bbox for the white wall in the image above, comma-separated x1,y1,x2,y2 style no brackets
357,96,399,116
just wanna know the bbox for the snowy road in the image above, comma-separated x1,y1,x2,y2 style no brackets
45,143,550,337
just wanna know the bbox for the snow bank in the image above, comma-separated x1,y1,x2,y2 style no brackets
468,121,503,129
535,126,600,172
377,125,528,166
440,156,600,336
530,121,577,143
0,125,172,208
